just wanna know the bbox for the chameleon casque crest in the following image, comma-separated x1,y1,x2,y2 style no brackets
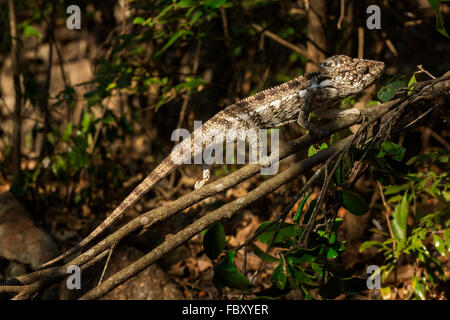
42,55,384,267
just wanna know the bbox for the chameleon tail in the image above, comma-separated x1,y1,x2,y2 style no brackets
40,157,178,268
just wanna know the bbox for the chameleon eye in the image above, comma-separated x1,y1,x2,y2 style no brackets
357,65,369,73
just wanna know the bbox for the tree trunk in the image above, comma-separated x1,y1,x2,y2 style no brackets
8,0,22,177
305,0,328,72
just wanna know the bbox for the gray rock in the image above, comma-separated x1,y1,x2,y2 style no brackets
59,246,184,300
5,261,27,280
0,192,58,270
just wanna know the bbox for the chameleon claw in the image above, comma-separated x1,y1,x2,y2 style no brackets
194,180,205,189
259,156,272,168
194,168,211,189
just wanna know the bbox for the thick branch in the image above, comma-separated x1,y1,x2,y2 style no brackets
79,135,354,300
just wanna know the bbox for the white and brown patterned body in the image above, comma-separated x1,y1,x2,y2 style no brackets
41,55,384,267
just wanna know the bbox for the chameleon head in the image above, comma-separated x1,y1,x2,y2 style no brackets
319,55,385,95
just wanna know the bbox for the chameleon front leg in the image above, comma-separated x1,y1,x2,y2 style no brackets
297,90,323,136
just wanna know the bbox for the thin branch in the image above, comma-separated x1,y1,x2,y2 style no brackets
245,166,325,291
376,181,396,253
98,244,116,286
39,0,56,160
251,23,307,57
220,6,231,46
176,39,201,129
337,0,345,30
424,127,450,151
8,0,22,177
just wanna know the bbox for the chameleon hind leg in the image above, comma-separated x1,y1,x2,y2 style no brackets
194,163,211,189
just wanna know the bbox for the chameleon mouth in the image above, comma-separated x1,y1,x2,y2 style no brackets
371,61,385,82
376,61,385,74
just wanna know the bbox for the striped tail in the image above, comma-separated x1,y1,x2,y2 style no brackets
40,157,177,268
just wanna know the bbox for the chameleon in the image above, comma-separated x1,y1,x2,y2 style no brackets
41,55,384,267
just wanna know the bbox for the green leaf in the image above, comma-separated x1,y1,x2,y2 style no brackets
406,154,421,165
63,122,73,142
51,156,67,175
445,229,450,250
23,25,42,38
133,17,146,25
387,194,404,203
327,247,339,259
311,263,324,277
427,0,449,38
102,112,115,125
175,77,206,90
380,286,391,299
439,155,449,163
359,240,382,252
46,132,55,145
366,100,380,107
213,251,252,291
68,147,88,170
178,0,196,8
286,253,317,264
255,222,301,246
155,30,192,57
308,145,317,157
203,222,226,260
291,267,317,286
407,73,417,95
330,133,341,145
190,11,203,25
407,74,417,87
340,95,356,108
411,276,426,299
433,234,446,256
81,111,91,133
250,243,279,262
294,192,311,223
342,189,369,216
285,249,318,264
271,261,287,289
377,141,406,161
377,80,405,102
156,4,174,20
392,191,409,241
439,189,449,201
203,0,227,9
106,82,117,91
384,183,409,195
